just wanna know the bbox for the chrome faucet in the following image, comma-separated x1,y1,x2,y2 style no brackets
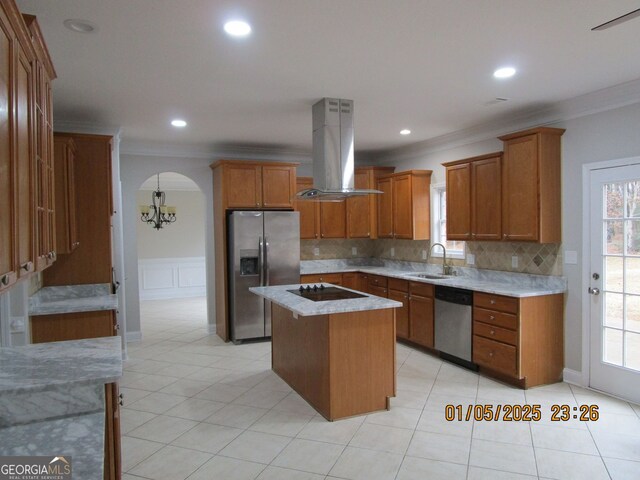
427,242,453,276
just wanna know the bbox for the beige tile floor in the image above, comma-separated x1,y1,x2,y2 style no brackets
122,297,640,480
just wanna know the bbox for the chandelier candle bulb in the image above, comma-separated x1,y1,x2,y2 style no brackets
139,205,150,215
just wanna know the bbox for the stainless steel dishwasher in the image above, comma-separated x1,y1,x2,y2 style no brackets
434,285,477,370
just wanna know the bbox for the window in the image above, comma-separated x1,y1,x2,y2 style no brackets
431,183,465,259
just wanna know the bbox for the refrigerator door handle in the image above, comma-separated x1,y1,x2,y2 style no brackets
264,237,269,286
258,236,264,286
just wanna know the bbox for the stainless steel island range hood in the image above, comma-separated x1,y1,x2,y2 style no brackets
297,98,382,200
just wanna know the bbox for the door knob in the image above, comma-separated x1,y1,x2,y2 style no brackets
588,287,600,296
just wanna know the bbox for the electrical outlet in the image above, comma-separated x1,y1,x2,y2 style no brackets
422,250,427,260
352,247,357,256
466,253,475,265
512,255,519,268
313,247,320,256
390,247,395,257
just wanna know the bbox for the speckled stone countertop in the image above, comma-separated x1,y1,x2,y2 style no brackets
29,283,118,315
0,336,122,395
250,284,402,316
301,259,567,298
0,337,122,480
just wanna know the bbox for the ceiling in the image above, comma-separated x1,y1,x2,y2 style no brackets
15,0,640,155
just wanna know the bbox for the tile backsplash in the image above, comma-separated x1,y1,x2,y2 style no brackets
301,239,562,276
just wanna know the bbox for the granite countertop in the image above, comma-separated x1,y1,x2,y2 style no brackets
0,336,123,395
29,283,118,315
300,259,567,298
250,284,403,316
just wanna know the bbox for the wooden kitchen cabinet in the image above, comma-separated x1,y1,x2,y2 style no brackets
211,160,299,342
43,134,114,287
444,152,502,241
53,134,79,254
347,167,395,239
472,291,564,388
295,177,319,239
408,281,434,348
104,382,122,480
300,273,343,285
294,176,346,239
24,14,56,271
31,310,118,343
388,278,409,339
217,161,297,209
499,127,564,243
376,170,432,240
341,272,359,290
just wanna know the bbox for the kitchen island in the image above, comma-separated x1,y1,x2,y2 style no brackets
250,284,402,421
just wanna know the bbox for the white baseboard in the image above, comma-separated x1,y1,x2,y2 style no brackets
138,257,206,300
126,331,142,343
563,368,587,387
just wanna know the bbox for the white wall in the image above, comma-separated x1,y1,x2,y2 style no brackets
375,101,640,374
137,189,205,259
120,155,215,339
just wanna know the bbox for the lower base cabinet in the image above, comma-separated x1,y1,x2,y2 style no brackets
31,310,117,343
104,383,122,480
30,311,121,479
472,292,563,388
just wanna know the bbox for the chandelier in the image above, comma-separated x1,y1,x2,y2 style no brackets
139,174,177,230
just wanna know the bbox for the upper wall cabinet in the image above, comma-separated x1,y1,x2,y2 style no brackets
499,127,564,243
347,166,395,239
444,152,502,241
53,134,79,254
294,176,346,239
0,3,54,291
24,14,56,270
376,170,432,240
215,161,298,209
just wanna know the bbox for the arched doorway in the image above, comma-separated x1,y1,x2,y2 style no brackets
135,172,208,338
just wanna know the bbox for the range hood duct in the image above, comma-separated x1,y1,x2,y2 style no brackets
297,98,381,201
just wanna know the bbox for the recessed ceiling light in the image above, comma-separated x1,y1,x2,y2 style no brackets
493,67,516,79
224,20,252,37
171,119,187,128
63,19,97,34
400,129,411,135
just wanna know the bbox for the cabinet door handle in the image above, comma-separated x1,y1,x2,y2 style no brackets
490,329,495,335
489,351,494,357
490,299,496,305
0,275,9,286
118,393,124,406
115,323,120,331
503,234,507,239
21,261,33,272
489,315,495,320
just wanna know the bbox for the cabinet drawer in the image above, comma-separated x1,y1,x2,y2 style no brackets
473,307,518,330
409,281,434,298
474,321,518,346
473,335,518,377
369,285,388,298
368,275,388,288
301,273,342,285
388,278,408,292
474,292,519,314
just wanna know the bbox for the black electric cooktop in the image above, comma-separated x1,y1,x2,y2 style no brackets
287,285,367,302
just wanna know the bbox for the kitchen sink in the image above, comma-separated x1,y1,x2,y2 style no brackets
406,273,451,280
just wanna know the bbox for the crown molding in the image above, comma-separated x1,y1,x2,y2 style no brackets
53,120,122,140
120,140,312,163
368,77,640,163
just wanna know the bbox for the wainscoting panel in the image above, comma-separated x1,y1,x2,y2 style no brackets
139,257,206,300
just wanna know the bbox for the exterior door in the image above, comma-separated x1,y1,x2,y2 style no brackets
589,162,640,403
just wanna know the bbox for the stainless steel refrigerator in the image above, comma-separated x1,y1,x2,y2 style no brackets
228,211,300,343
